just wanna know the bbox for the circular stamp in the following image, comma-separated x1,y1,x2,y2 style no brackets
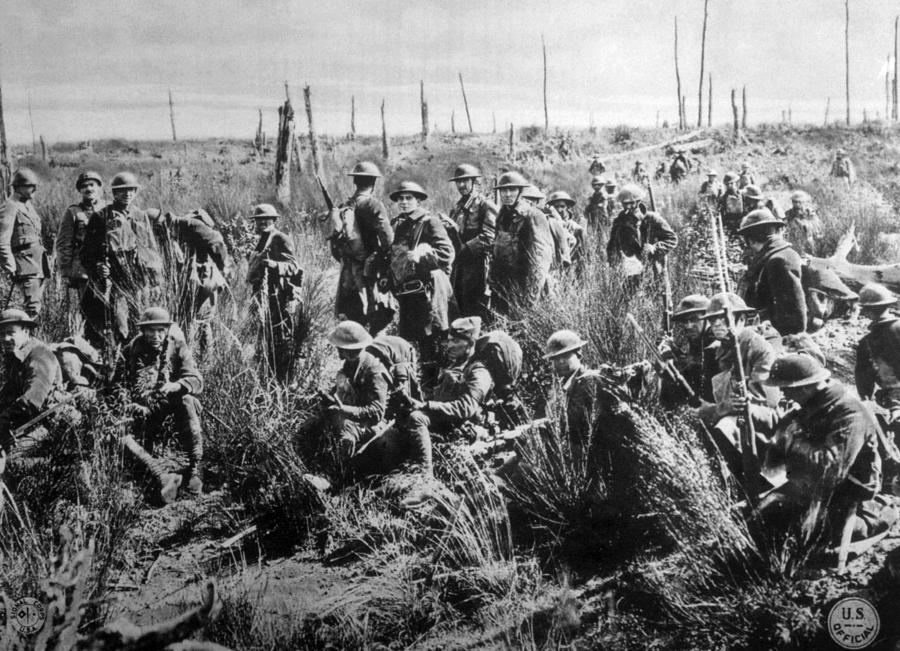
828,597,880,650
10,597,46,636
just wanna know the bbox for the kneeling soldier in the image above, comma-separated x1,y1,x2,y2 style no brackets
117,307,204,504
658,294,718,405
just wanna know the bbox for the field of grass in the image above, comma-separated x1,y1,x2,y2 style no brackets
2,123,900,649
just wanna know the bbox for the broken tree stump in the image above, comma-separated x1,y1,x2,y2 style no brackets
807,224,900,292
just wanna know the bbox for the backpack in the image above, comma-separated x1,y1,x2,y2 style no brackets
473,331,523,394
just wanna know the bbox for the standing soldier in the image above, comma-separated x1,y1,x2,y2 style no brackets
718,172,744,229
855,283,900,439
738,162,757,189
830,150,856,186
606,183,678,280
584,176,610,231
0,169,50,318
388,181,455,390
117,307,204,504
246,203,301,384
632,161,649,185
490,172,554,311
332,162,393,329
588,154,606,176
448,164,497,320
784,190,823,256
658,294,718,404
698,169,722,210
547,190,586,268
737,209,807,335
57,171,105,298
80,172,164,352
529,186,573,274
669,149,690,183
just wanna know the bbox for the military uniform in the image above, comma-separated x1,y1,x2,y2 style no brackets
856,312,900,411
545,207,575,271
367,334,419,398
584,190,609,231
718,188,744,229
698,178,723,210
491,199,554,311
0,195,49,317
661,329,718,405
606,208,678,273
831,156,856,184
450,192,497,318
784,206,823,256
56,198,106,290
740,235,807,335
331,350,390,455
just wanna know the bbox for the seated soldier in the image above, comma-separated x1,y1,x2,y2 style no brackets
0,309,70,476
367,333,419,400
366,317,493,477
695,293,781,476
116,307,204,504
760,354,897,542
658,294,718,405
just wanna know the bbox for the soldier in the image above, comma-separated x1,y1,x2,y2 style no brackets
588,154,606,176
632,160,648,185
367,333,419,399
606,183,678,279
332,161,393,329
0,169,50,318
246,203,301,383
738,162,757,189
783,190,822,256
117,307,203,503
388,181,455,390
830,149,856,185
761,354,895,542
658,294,718,404
737,209,807,335
80,172,165,351
0,309,69,476
57,171,106,296
535,188,575,273
370,316,493,477
584,175,610,231
546,190,586,264
698,169,722,210
856,283,900,426
743,185,784,221
490,173,554,311
669,149,690,183
695,293,780,474
448,164,497,320
718,172,744,228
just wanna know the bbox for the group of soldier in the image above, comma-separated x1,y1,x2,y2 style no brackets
1,148,898,554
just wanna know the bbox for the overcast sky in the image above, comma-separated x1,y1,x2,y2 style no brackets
2,0,899,143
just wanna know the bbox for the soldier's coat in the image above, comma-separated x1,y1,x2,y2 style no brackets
740,235,807,335
450,192,496,318
56,199,106,283
491,199,554,308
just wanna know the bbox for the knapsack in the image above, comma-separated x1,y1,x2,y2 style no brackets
473,331,523,395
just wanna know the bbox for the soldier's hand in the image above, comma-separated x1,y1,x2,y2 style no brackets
96,262,110,279
657,338,674,360
731,394,749,412
325,394,344,413
160,381,182,395
266,259,278,270
642,243,657,256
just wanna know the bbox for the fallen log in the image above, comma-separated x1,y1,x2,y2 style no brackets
807,223,900,292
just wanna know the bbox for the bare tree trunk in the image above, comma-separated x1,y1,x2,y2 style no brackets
845,0,850,126
887,55,891,121
894,17,898,120
682,95,687,127
39,135,46,162
674,16,684,130
27,91,36,154
420,80,429,142
255,109,263,152
542,34,549,132
274,98,295,205
508,122,515,159
0,79,9,196
168,88,177,142
781,110,786,125
381,99,389,159
303,85,321,176
458,73,473,133
731,88,739,136
350,95,356,140
707,74,712,127
655,110,659,129
789,106,792,124
697,0,709,128
451,110,456,134
492,112,497,134
292,134,302,173
825,97,831,125
741,86,747,129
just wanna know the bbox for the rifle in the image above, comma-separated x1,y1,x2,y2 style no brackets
316,175,334,222
645,179,673,335
723,303,761,494
468,417,549,458
10,393,78,440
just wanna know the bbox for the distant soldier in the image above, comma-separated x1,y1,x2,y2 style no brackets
588,154,606,176
696,293,780,473
761,354,896,542
547,190,586,267
856,283,900,427
246,203,301,383
742,185,784,221
117,307,204,503
738,162,756,189
658,294,718,404
632,160,649,185
57,171,106,296
331,162,393,330
606,183,678,279
698,169,723,210
80,172,165,351
718,172,744,228
583,176,610,231
0,309,69,476
490,173,555,312
830,149,856,185
388,181,455,389
737,209,807,335
603,179,618,216
0,169,50,318
783,190,823,256
448,164,497,320
669,150,690,183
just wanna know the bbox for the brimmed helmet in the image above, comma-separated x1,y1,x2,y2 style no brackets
702,293,755,320
110,172,140,190
543,330,586,359
742,185,763,200
251,203,280,219
448,164,481,181
617,183,645,204
521,185,545,201
449,316,482,342
137,306,173,327
737,209,784,235
76,171,103,190
12,169,39,187
348,161,382,178
0,309,36,328
858,282,898,308
765,353,831,388
328,320,372,349
673,294,710,320
389,181,428,202
494,171,529,189
547,190,575,206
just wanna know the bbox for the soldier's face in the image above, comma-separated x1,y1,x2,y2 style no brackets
395,193,419,213
255,218,275,234
792,199,805,211
446,336,470,361
591,183,603,194
14,184,35,200
550,201,568,214
141,325,169,351
551,352,580,377
621,200,636,214
79,181,101,201
708,314,744,340
337,347,362,363
113,188,137,208
677,315,705,342
781,384,818,406
499,187,519,206
0,324,29,354
725,180,737,191
455,179,474,196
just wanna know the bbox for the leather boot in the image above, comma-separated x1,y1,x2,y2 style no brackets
408,426,433,476
122,435,182,505
183,463,203,496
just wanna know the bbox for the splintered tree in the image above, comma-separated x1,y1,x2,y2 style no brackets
303,85,321,176
350,95,356,140
381,99,389,159
542,34,549,132
168,88,177,142
459,73,473,133
707,74,713,126
697,0,709,128
274,90,295,205
845,0,850,125
0,77,9,195
674,16,684,130
741,86,747,129
420,80,429,142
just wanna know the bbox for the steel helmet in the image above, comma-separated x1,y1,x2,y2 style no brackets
591,175,605,186
389,181,428,202
764,353,831,388
448,164,481,181
617,183,645,204
737,209,784,235
705,169,718,177
137,306,173,327
328,320,372,349
251,203,280,219
790,190,811,203
521,185,545,201
604,179,618,189
742,185,763,200
723,172,738,183
75,171,103,189
110,172,140,190
673,294,710,320
12,169,39,187
0,308,36,328
547,190,576,206
702,292,755,320
858,282,898,308
348,161,382,178
494,171,529,189
449,316,482,342
543,330,586,359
